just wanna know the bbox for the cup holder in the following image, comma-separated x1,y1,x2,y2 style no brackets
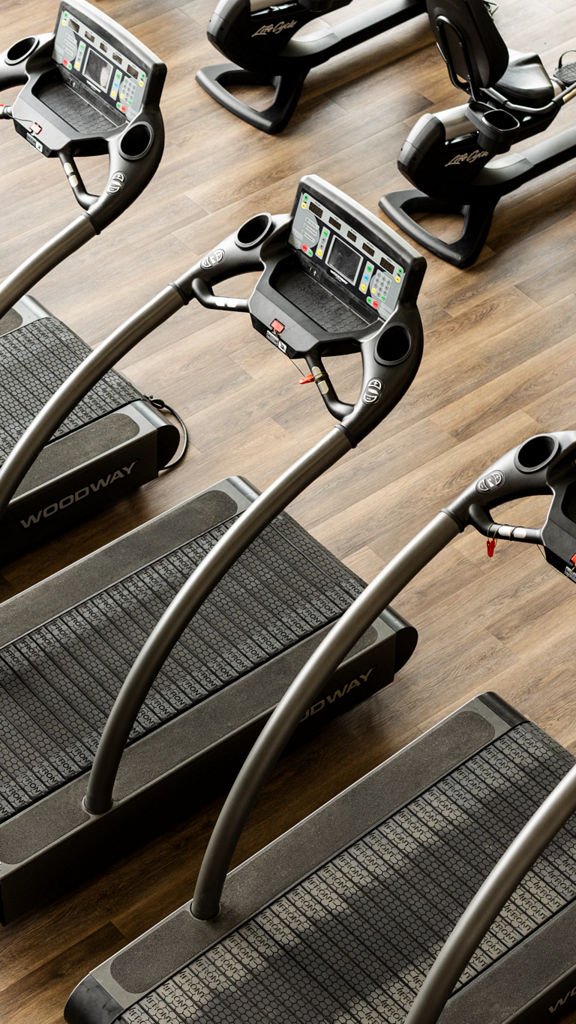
375,325,411,365
236,214,272,250
119,122,153,160
481,108,520,134
515,434,559,473
477,107,520,152
5,36,38,64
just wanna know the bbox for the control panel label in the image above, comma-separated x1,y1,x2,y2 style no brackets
476,470,505,493
201,248,225,270
363,378,383,404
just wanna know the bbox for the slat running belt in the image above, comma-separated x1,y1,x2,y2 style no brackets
0,315,140,460
0,511,364,819
115,722,576,1024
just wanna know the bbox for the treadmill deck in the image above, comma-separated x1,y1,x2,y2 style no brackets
0,296,180,558
0,477,414,922
67,695,576,1024
0,300,140,463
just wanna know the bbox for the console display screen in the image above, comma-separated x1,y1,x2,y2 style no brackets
289,187,407,323
326,236,361,285
53,7,149,120
84,49,112,91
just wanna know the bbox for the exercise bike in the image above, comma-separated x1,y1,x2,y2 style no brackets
196,0,427,133
380,0,576,267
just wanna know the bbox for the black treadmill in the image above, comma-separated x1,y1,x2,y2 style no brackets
66,430,576,1024
0,1,181,558
0,175,424,922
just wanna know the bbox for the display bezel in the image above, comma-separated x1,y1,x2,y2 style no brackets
325,234,362,286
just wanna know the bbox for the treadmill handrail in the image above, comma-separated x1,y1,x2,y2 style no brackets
0,177,425,816
83,425,353,815
83,193,425,810
0,214,97,322
190,428,576,920
0,283,187,516
0,217,273,522
191,510,462,918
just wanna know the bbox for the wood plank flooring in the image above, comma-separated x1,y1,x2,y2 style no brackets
1,0,576,1019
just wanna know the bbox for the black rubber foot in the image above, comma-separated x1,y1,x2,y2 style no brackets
196,62,306,134
379,188,498,268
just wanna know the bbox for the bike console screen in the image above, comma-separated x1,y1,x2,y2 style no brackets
286,183,408,329
50,4,151,125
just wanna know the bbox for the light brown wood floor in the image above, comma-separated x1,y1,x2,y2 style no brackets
1,0,576,1019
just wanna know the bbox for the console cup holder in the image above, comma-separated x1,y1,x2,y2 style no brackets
482,108,520,132
515,434,559,473
5,36,38,64
236,214,272,250
119,122,153,160
376,325,411,365
478,108,520,152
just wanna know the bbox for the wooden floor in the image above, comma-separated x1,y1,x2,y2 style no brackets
1,0,576,1019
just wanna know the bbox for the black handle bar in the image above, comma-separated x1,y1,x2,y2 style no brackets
182,209,424,446
447,430,576,574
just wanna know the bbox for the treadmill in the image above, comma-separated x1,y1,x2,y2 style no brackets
67,429,576,1024
0,175,425,922
0,1,181,558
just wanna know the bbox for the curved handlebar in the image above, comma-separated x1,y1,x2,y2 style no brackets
298,307,424,442
0,211,284,521
467,504,542,545
53,115,165,230
80,111,165,231
447,431,570,521
83,427,352,816
0,33,46,91
191,428,576,920
343,307,423,445
192,511,462,919
0,284,187,523
177,213,283,304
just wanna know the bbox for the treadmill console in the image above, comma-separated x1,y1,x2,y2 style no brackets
52,4,151,122
289,181,408,324
8,0,166,158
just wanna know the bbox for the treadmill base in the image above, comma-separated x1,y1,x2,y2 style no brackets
0,476,416,922
66,693,576,1024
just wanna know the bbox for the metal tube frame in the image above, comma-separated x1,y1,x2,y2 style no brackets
191,510,462,919
0,214,96,321
83,425,353,815
405,761,576,1024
